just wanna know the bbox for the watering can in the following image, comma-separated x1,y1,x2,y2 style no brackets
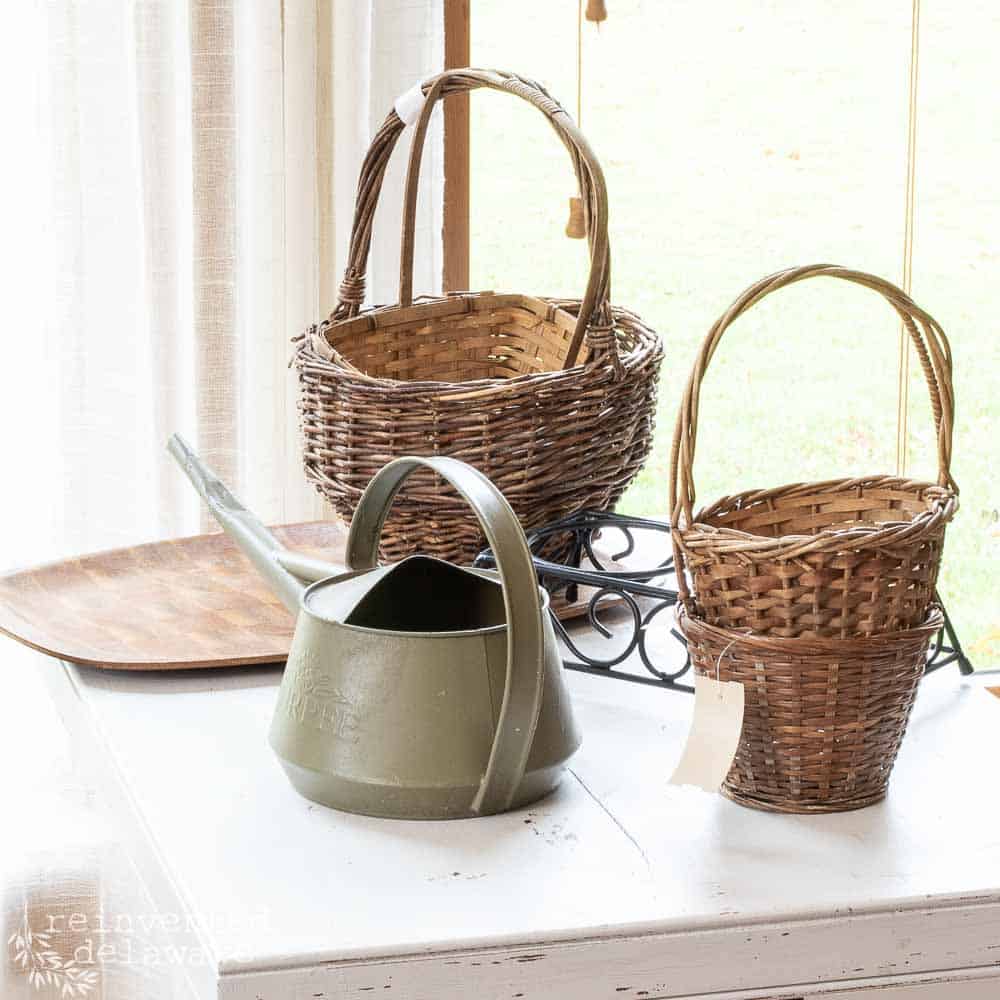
168,435,581,819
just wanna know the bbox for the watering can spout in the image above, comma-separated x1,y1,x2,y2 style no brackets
167,434,339,613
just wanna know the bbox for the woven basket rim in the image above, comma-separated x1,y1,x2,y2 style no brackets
677,603,944,653
300,296,661,393
330,291,570,325
679,474,958,558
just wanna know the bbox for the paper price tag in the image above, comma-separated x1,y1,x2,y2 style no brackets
668,673,745,793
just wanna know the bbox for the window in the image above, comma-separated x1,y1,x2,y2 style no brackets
459,1,998,665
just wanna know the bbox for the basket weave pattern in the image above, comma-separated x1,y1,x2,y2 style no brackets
671,265,958,813
680,608,941,813
685,476,953,637
670,265,958,639
296,69,662,563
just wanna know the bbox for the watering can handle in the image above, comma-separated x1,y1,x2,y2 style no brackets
346,457,546,817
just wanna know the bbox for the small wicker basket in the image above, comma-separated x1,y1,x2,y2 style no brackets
669,264,958,639
679,606,942,813
296,69,663,564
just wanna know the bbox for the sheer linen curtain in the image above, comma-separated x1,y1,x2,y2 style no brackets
3,0,443,571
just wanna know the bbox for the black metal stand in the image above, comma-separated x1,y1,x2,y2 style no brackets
476,509,974,693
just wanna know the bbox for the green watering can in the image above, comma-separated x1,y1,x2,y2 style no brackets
168,435,581,819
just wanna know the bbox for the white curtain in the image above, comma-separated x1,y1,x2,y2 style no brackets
3,0,443,570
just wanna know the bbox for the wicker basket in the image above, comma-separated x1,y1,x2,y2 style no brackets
296,69,663,564
669,264,958,639
679,606,942,813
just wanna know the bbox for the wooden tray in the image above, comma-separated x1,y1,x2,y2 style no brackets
0,523,348,670
0,522,612,671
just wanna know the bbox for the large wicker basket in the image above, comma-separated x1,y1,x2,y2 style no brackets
669,265,958,639
296,69,663,564
679,606,942,813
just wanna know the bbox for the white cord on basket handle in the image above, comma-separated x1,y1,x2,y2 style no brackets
394,82,426,127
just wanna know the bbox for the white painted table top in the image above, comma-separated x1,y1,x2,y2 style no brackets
40,640,1000,999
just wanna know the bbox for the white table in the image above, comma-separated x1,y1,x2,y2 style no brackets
25,635,1000,999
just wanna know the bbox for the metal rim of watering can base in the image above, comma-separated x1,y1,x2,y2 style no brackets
274,757,566,821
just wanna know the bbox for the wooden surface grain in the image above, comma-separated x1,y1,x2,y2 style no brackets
0,523,347,669
0,519,621,672
442,0,470,292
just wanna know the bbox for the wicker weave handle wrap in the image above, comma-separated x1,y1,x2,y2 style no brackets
346,455,546,817
334,68,612,369
668,263,957,575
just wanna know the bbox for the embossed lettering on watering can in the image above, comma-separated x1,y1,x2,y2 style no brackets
169,435,581,819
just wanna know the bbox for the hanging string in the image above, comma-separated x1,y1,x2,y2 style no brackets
565,0,587,238
897,0,921,476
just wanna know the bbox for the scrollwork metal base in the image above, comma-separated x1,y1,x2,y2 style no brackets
476,510,973,693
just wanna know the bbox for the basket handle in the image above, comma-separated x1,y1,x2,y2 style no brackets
346,455,547,817
669,263,957,534
332,68,613,369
